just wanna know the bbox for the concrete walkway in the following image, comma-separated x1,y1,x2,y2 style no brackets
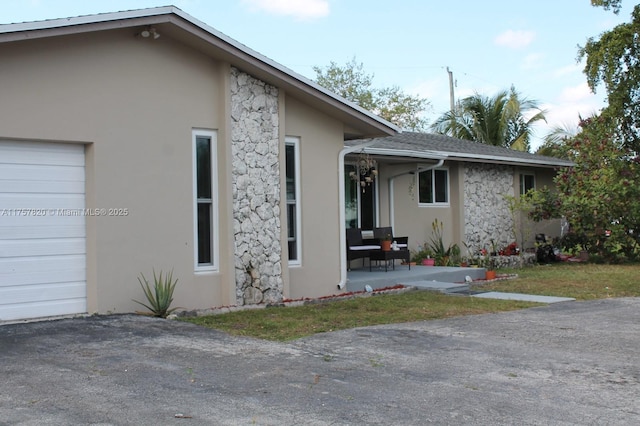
472,291,576,303
348,264,576,304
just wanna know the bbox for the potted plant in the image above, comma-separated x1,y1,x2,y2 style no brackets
482,248,496,280
411,246,434,265
423,256,435,266
380,233,392,251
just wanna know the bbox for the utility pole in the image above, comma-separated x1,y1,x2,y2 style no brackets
446,67,455,112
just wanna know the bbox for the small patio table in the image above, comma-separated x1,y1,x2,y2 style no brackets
369,249,411,272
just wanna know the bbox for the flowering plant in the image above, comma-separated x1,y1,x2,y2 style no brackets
480,248,496,270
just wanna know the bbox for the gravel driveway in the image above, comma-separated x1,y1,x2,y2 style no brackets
1,298,639,425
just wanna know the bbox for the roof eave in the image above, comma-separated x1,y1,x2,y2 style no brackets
444,153,574,168
355,144,573,168
360,147,448,161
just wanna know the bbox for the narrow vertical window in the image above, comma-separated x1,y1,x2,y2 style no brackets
344,164,359,229
193,130,217,270
286,137,301,264
520,173,535,195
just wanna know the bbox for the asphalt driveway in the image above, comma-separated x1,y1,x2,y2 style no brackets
1,298,639,425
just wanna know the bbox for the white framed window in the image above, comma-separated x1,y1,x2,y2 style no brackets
285,136,301,265
418,168,449,206
193,129,218,271
520,173,535,195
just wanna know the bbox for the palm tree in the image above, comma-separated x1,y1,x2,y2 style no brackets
431,86,546,152
535,122,579,158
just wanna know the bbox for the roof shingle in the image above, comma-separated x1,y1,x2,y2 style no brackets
348,131,573,168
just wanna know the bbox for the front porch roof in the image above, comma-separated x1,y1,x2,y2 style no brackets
347,131,574,168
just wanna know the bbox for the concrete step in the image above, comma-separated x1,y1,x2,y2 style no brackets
397,267,486,284
409,280,470,293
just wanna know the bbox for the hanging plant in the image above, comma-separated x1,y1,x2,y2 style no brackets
350,151,377,192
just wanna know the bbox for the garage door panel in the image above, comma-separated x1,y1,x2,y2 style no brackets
0,281,85,305
0,163,84,181
0,214,85,228
0,299,87,322
0,254,85,276
0,141,86,321
0,193,85,209
0,141,84,166
0,238,85,257
0,225,85,239
0,179,85,194
0,264,85,287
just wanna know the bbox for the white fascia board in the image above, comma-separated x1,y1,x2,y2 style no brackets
0,6,178,32
362,147,448,160
361,146,573,168
448,153,574,167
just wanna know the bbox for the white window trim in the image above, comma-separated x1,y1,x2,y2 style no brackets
286,136,302,266
417,167,450,207
192,129,219,272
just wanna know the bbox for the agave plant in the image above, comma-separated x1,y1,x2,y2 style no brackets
133,269,179,318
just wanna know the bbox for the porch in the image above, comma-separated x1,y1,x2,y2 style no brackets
346,264,487,293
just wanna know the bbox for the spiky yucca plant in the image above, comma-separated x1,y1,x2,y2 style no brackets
133,269,178,318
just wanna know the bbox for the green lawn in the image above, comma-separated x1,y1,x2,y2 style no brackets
474,263,640,300
183,263,640,341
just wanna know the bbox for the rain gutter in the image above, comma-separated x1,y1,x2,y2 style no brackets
337,141,378,290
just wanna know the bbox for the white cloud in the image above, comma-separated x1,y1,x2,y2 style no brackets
529,90,602,150
553,63,582,78
494,29,535,49
522,53,544,70
410,79,441,102
558,82,595,103
241,0,330,20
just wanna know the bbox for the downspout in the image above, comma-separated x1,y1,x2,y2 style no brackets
388,159,446,231
337,141,377,290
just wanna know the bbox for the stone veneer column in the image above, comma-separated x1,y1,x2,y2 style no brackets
463,163,515,252
230,67,283,305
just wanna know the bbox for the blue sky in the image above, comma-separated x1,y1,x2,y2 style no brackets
3,0,635,149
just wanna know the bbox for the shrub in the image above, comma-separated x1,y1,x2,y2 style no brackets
133,269,179,318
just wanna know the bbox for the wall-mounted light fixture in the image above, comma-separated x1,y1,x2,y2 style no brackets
139,27,160,40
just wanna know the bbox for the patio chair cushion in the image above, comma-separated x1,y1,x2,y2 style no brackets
350,245,382,251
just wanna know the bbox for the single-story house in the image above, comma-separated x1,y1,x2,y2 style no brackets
344,132,573,263
0,6,572,322
0,6,400,321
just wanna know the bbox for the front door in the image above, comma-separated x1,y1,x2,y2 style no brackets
345,164,377,230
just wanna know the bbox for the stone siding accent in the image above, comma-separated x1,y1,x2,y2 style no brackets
463,163,515,253
230,67,283,305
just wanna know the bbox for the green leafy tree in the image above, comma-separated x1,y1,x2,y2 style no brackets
313,58,431,131
530,116,640,261
591,0,622,13
579,2,640,151
431,86,546,152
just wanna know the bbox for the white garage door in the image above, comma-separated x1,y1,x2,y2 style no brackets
0,141,86,321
